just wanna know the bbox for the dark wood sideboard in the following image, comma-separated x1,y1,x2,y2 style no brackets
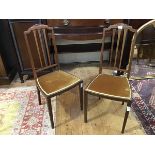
47,19,124,54
0,19,150,84
0,20,17,85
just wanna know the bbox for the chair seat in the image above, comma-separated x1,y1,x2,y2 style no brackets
85,74,131,100
37,70,81,96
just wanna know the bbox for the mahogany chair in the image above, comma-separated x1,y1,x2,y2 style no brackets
84,23,137,133
24,24,83,129
136,19,155,66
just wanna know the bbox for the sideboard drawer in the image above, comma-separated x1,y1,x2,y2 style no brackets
47,19,124,27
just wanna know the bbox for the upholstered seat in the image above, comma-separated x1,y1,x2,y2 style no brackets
37,70,81,96
86,74,131,100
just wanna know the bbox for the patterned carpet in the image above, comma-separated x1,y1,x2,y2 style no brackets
130,79,155,134
0,86,55,135
130,59,155,79
130,59,155,134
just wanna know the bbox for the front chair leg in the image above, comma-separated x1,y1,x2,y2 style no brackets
121,101,131,133
84,91,88,123
37,87,41,105
79,82,83,110
47,98,54,129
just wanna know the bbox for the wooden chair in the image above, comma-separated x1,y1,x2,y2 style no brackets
24,24,83,129
136,19,155,66
84,23,137,133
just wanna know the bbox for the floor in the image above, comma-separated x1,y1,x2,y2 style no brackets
0,63,145,135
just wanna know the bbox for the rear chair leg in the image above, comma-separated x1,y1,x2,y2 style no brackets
121,101,131,133
79,82,83,110
47,98,54,129
84,91,88,123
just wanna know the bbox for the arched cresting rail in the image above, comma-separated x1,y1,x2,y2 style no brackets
132,20,155,80
136,20,155,66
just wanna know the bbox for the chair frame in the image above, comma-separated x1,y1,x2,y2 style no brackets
84,23,137,133
24,24,83,129
135,19,155,65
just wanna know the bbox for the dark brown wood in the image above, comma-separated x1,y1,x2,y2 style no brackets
43,29,51,66
37,86,41,105
24,24,84,129
38,29,48,66
51,26,104,40
84,91,88,123
121,101,131,133
0,54,7,77
47,19,124,27
51,28,60,68
10,20,42,69
128,19,151,29
33,30,44,67
135,20,155,65
118,19,152,71
110,29,116,65
24,32,37,79
47,97,54,129
79,82,83,110
119,28,128,68
114,28,121,67
56,43,111,53
84,23,137,133
100,23,137,78
0,20,17,85
8,19,42,82
47,19,125,54
24,25,59,79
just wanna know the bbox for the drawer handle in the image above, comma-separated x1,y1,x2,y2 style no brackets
63,19,70,26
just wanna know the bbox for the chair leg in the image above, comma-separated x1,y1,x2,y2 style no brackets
148,45,153,63
122,101,124,105
136,46,140,65
79,82,83,110
47,98,54,129
84,91,88,123
37,87,41,105
121,101,131,133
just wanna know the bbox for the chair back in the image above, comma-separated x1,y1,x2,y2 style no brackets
24,24,59,79
136,19,155,45
99,23,137,78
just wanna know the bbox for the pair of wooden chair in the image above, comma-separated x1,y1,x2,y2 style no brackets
24,23,137,133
